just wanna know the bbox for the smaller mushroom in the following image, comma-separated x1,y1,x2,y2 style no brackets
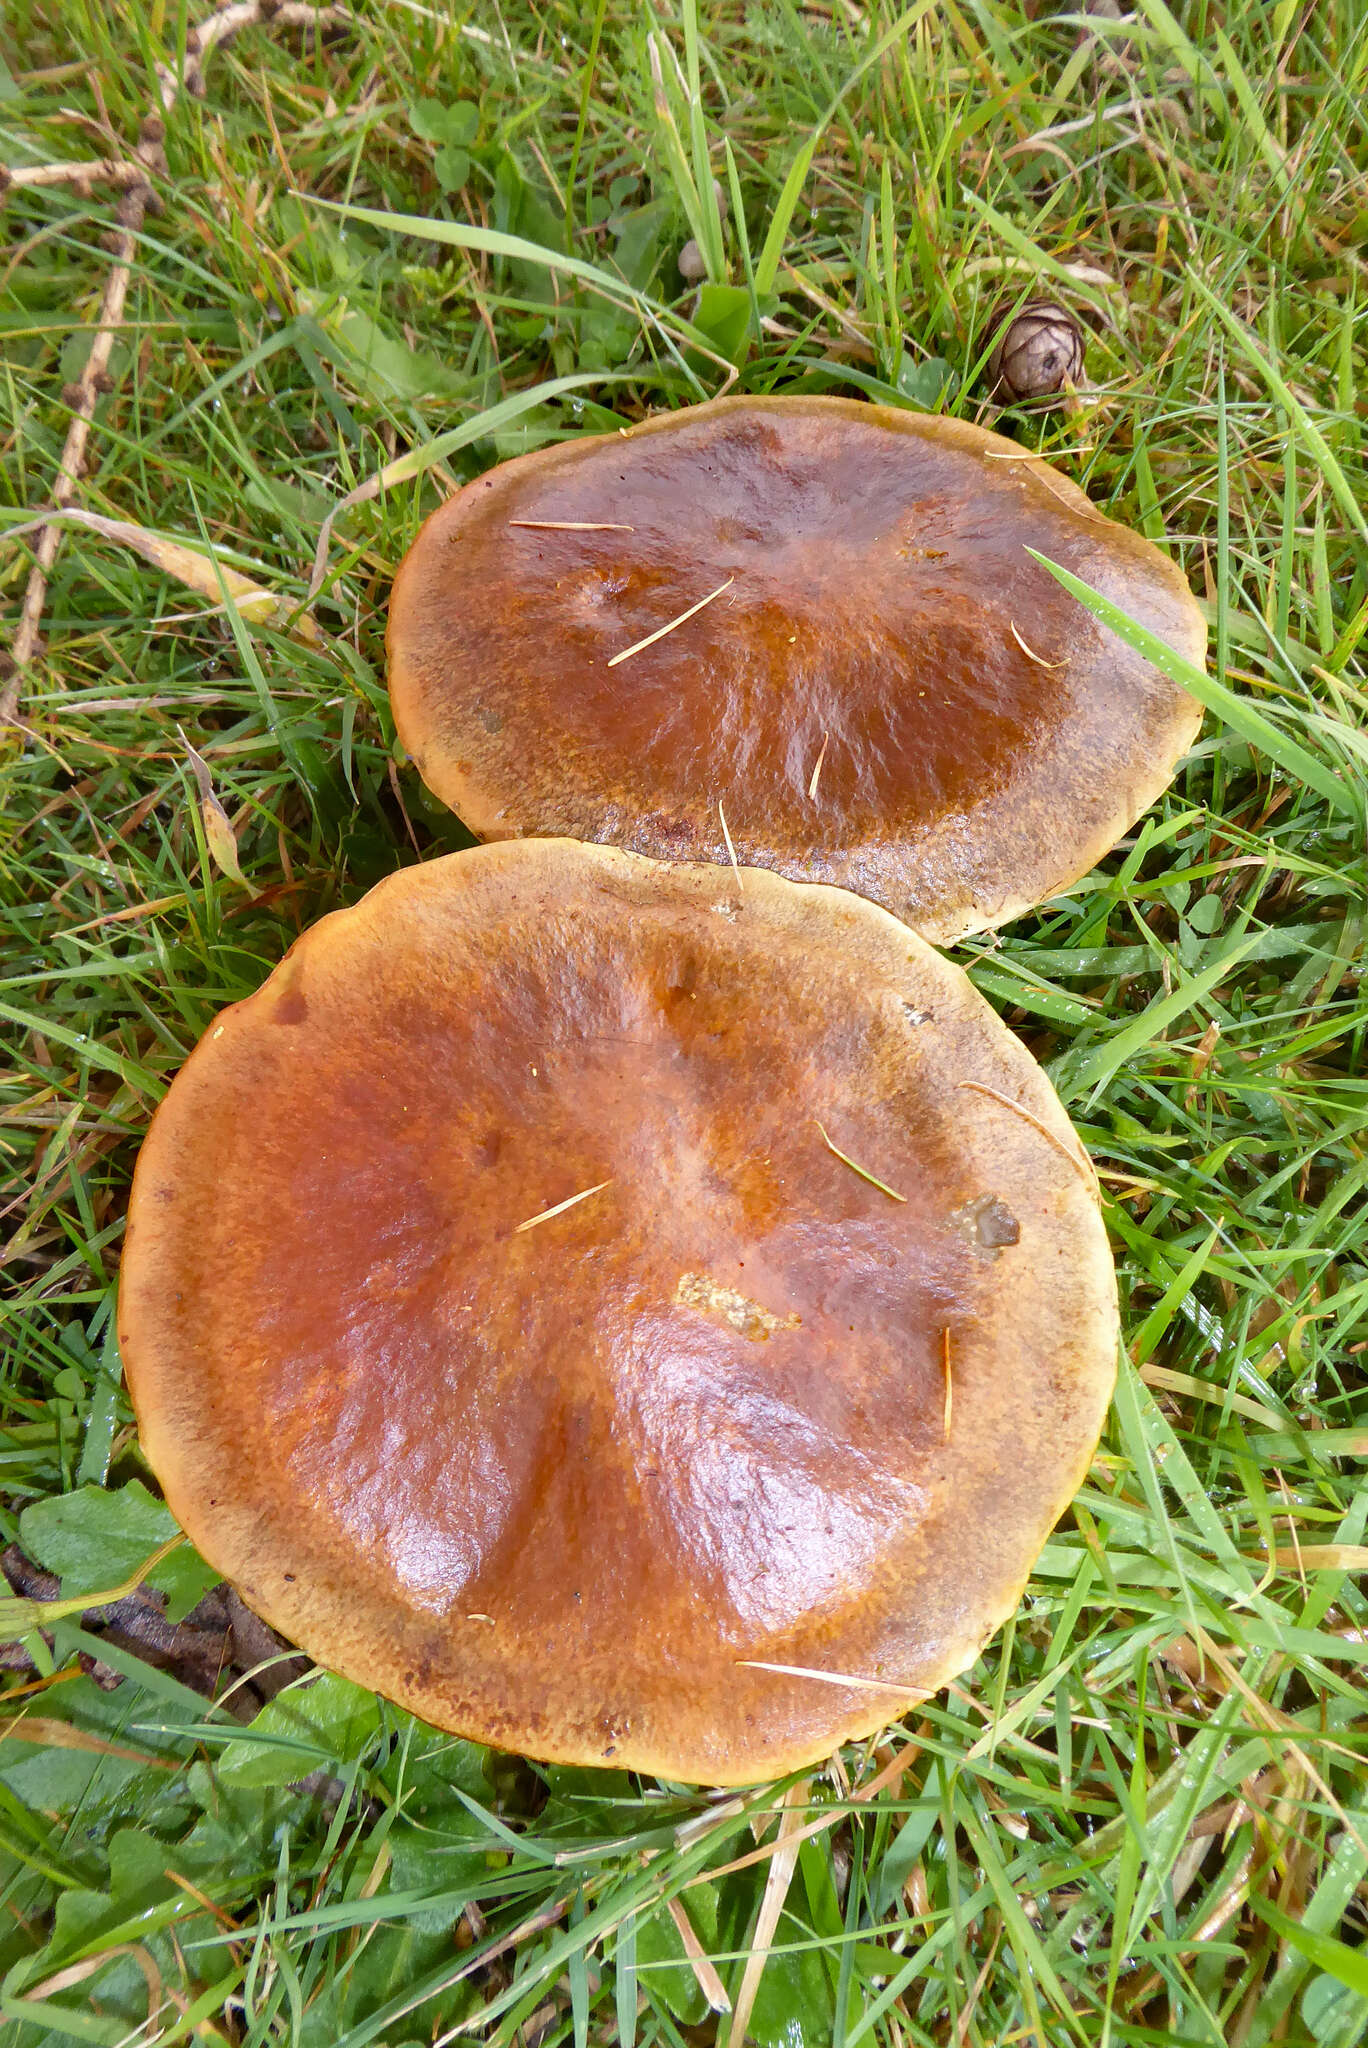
677,238,707,283
386,394,1206,947
985,297,1085,404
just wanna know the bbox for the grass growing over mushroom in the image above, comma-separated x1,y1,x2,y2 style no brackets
1,0,1366,2042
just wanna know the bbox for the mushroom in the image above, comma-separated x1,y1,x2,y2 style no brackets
387,394,1205,946
119,840,1116,1785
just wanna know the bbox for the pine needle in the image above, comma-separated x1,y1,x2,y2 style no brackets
513,1179,613,1234
736,1659,910,1695
815,1120,906,1202
1010,620,1067,669
959,1081,1099,1196
606,576,734,667
508,519,636,531
717,799,743,896
807,730,830,799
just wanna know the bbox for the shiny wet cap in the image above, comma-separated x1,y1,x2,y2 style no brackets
387,395,1205,944
120,840,1117,1783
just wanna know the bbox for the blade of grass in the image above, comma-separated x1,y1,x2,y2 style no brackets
1026,550,1357,817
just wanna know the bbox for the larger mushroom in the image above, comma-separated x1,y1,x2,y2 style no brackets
388,395,1205,945
120,841,1116,1785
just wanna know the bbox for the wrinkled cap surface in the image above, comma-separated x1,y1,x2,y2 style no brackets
388,395,1206,944
120,841,1118,1784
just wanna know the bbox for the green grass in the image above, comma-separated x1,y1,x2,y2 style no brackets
2,0,1367,2042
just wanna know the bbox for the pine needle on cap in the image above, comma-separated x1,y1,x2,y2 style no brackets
1010,621,1067,669
815,1120,906,1202
959,1081,1099,1196
717,799,743,897
942,1326,953,1438
807,731,830,799
508,520,635,531
606,576,734,667
513,1179,613,1235
1020,462,1114,525
735,1659,910,1695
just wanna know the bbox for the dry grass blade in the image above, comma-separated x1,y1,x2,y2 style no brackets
22,1942,162,2009
942,1325,953,1438
508,519,636,531
955,1922,1004,2046
1191,1627,1368,1861
724,1781,812,2047
1260,1544,1368,1571
178,727,247,887
687,1740,920,1889
2,509,318,638
665,1896,732,2013
4,158,148,193
423,1902,571,2048
606,575,734,667
0,1532,185,1633
0,1718,178,1769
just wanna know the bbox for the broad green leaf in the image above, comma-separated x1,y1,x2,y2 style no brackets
690,282,751,368
636,1885,720,2024
410,98,478,149
215,1673,382,1789
19,1481,218,1624
434,145,470,193
301,294,468,403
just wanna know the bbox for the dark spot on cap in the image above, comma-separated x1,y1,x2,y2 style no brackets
275,984,308,1026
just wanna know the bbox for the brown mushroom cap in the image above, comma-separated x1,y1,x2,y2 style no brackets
388,395,1205,945
119,841,1117,1785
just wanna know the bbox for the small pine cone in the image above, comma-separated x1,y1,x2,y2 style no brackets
985,297,1084,403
